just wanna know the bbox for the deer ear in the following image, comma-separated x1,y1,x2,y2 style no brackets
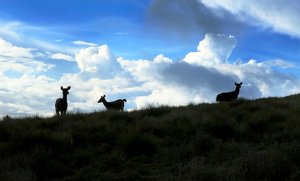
61,86,63,90
103,95,106,98
67,86,71,90
240,82,243,85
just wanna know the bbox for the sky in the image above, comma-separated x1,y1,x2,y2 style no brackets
1,0,300,117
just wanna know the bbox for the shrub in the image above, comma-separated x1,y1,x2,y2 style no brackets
193,133,217,155
204,120,238,141
108,111,134,123
238,150,292,181
121,132,158,157
140,105,172,117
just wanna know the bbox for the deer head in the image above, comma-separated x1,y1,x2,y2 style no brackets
235,82,242,89
61,86,71,96
97,95,106,103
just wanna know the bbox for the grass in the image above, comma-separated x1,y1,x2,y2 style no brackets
1,95,300,180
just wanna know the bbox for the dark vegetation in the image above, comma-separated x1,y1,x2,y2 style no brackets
1,95,300,180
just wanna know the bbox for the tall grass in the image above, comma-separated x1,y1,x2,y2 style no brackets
1,95,300,180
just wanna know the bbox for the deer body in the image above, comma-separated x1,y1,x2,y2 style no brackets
98,95,126,111
55,86,71,115
216,82,242,102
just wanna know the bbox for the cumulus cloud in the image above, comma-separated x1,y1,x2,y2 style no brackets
0,74,58,117
75,44,121,78
119,55,237,107
0,38,57,117
183,34,300,98
183,34,236,66
51,53,74,61
200,0,300,38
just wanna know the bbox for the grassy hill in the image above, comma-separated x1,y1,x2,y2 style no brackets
1,95,300,181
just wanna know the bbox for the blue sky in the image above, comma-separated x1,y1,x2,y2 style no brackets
1,0,300,117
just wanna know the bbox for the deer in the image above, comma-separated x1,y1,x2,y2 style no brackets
55,86,71,115
97,95,127,111
216,82,242,102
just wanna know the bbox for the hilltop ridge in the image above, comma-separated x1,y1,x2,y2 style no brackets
1,95,300,180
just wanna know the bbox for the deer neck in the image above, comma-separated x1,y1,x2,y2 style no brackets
102,99,109,107
235,87,240,95
63,93,68,102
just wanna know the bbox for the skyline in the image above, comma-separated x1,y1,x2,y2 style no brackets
1,0,300,117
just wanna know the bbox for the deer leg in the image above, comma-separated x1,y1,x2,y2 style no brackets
56,109,60,116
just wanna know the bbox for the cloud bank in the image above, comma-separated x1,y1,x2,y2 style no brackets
0,34,299,118
119,34,300,107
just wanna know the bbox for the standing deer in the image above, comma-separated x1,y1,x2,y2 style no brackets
55,86,71,115
98,95,127,111
216,82,242,102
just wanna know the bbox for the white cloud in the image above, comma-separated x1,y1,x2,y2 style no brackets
212,59,298,98
0,38,34,58
262,59,295,69
153,54,173,64
73,40,97,47
51,53,74,61
30,39,64,53
0,56,55,76
119,57,159,82
120,53,237,105
183,34,236,66
75,44,121,78
0,21,73,55
135,86,207,109
0,38,57,117
200,0,300,38
0,39,55,76
0,74,58,118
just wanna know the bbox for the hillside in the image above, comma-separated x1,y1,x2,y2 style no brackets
1,95,300,181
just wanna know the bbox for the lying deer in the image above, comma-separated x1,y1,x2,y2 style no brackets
216,82,242,102
97,95,127,111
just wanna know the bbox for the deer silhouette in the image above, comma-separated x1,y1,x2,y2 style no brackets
216,82,242,102
98,95,127,111
55,86,71,115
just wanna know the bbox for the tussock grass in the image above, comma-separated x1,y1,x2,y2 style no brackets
1,95,300,180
